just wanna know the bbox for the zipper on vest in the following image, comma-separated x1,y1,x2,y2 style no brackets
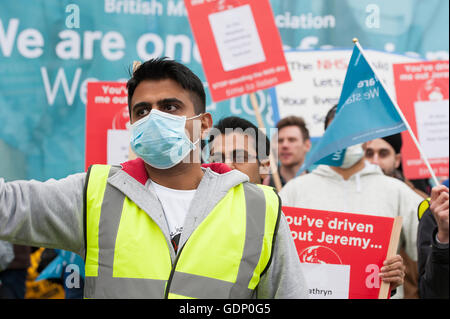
164,244,186,299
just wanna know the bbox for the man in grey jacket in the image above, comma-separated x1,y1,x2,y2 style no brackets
0,58,307,299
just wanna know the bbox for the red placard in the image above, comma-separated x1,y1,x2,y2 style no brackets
283,206,401,299
392,61,449,180
85,82,130,170
184,0,291,102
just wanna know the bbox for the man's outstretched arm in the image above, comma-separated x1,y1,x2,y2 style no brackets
0,173,86,256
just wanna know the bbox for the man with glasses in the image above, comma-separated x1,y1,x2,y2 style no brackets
209,116,271,184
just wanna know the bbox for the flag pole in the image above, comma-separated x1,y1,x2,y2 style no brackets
352,38,440,186
249,92,283,192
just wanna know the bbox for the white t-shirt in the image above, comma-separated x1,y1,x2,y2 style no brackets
147,179,196,251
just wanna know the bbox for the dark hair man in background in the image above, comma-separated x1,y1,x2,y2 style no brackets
364,134,428,199
209,116,271,184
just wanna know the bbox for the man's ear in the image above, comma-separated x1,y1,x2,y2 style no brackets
305,139,312,152
259,159,271,180
201,113,213,139
362,142,368,151
394,153,402,169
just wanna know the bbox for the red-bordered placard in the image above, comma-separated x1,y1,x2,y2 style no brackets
184,0,291,102
392,60,449,179
85,81,129,169
283,206,402,299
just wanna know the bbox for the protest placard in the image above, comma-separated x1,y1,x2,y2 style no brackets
283,206,402,299
85,81,130,169
184,0,291,102
392,60,449,179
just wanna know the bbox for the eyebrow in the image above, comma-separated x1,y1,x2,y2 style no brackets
367,147,390,152
210,151,224,157
233,149,249,155
131,98,185,111
210,149,251,157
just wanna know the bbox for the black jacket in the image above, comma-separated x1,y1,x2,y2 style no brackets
417,208,449,299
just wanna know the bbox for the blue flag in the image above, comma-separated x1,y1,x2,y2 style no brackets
300,44,407,172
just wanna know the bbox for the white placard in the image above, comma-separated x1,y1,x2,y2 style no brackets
414,99,449,159
208,5,266,71
107,130,131,165
301,263,351,299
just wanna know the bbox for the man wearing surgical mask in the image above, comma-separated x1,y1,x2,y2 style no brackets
0,58,308,299
280,104,423,299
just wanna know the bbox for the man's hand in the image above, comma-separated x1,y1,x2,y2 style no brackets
430,185,449,244
380,254,405,291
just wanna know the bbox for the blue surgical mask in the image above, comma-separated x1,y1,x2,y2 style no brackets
130,109,202,169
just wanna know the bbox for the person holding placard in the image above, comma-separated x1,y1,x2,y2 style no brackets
280,104,424,298
364,134,427,298
417,185,449,299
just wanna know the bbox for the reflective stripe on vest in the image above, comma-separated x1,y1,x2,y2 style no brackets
84,165,280,299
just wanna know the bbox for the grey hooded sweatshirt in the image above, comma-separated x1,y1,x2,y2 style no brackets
0,165,308,299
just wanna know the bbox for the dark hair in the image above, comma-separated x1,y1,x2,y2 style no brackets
276,115,310,141
209,116,271,162
382,133,403,154
324,104,338,130
127,57,206,116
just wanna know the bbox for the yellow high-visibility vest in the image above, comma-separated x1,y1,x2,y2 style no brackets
83,165,280,299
